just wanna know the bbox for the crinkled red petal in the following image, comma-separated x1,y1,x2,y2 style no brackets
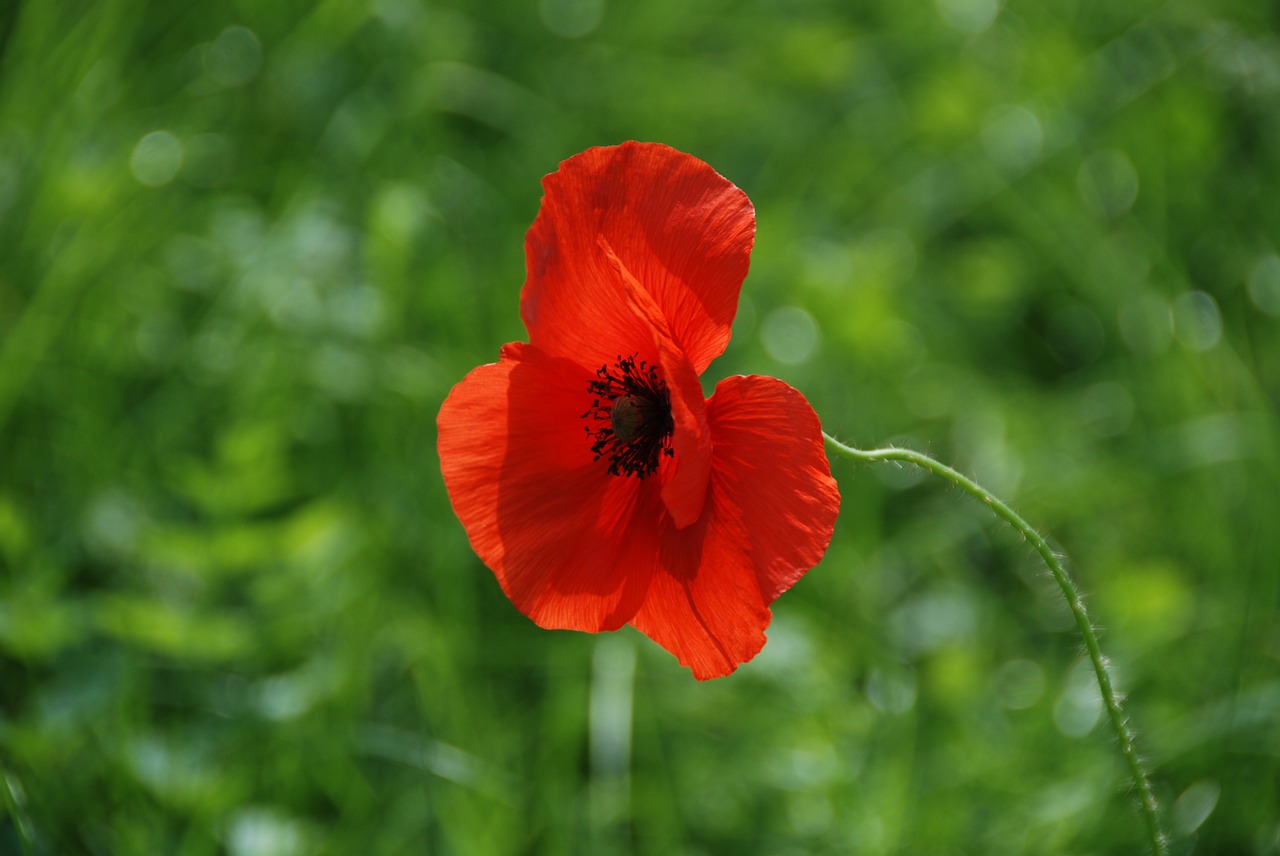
702,375,840,602
437,342,659,632
521,141,755,374
627,374,840,679
599,237,711,530
628,508,772,680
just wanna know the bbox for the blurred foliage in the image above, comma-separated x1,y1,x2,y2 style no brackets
1,0,1279,853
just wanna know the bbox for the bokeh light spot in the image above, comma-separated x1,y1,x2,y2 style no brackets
866,663,917,714
1077,149,1139,219
1053,657,1103,737
310,344,370,402
328,284,385,339
1172,780,1221,836
935,0,1000,33
761,306,819,365
225,806,306,856
539,0,605,38
994,659,1046,710
1173,290,1222,351
205,26,263,88
889,586,978,657
982,104,1043,172
1247,253,1280,316
130,131,184,187
75,59,122,112
84,491,142,558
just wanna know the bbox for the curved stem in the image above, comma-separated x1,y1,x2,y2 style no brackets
823,434,1167,855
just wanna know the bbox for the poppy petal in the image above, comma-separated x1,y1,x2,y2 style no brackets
627,375,839,679
599,238,711,530
437,343,659,632
704,374,841,602
522,141,755,374
629,508,772,680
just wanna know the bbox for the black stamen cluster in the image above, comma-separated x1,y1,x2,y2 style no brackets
582,355,675,479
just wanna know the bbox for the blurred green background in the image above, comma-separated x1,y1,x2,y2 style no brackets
1,0,1278,853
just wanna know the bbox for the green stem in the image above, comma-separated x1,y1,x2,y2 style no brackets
822,434,1167,856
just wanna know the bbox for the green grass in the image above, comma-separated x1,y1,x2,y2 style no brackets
2,0,1279,853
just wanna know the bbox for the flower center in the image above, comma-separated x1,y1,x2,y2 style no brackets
582,355,674,479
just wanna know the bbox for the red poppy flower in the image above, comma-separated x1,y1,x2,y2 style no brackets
437,142,840,680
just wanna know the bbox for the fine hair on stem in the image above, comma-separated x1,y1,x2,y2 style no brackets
822,434,1167,856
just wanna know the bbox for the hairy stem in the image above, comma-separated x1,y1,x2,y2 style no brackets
823,434,1166,855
